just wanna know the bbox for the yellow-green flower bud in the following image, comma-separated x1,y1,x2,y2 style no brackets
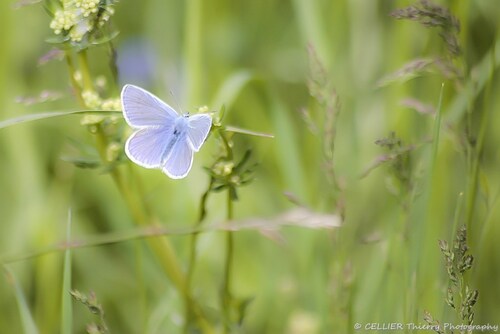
81,90,102,109
106,142,121,162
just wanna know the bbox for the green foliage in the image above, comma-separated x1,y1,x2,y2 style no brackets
1,0,500,333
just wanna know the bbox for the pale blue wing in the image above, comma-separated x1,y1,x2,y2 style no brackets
121,84,178,128
125,126,173,168
186,114,212,151
162,137,194,179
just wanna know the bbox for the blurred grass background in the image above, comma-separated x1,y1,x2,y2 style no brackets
0,0,499,333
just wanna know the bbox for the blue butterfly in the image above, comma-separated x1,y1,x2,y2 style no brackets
121,84,212,179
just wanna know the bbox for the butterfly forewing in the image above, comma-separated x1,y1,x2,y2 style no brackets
121,84,178,128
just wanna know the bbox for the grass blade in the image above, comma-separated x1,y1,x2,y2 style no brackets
61,209,73,334
446,37,500,124
224,125,274,138
408,83,445,321
211,70,254,110
3,267,39,334
0,110,120,130
0,208,341,264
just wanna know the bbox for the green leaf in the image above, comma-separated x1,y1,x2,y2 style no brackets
91,31,120,46
66,137,101,157
229,186,238,201
233,150,252,174
45,35,71,45
43,0,58,15
236,297,254,325
212,185,228,192
224,125,274,138
446,36,500,124
60,156,101,169
211,70,254,110
12,0,42,9
218,105,226,122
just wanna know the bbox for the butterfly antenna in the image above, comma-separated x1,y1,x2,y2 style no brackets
169,90,185,115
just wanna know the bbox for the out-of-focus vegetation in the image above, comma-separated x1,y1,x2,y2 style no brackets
0,0,499,333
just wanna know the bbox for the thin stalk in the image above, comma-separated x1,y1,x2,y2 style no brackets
134,240,147,332
409,83,444,321
187,178,214,288
65,52,84,105
219,129,233,160
291,0,331,67
185,0,203,105
61,210,73,334
464,40,496,230
4,267,39,334
78,49,186,290
451,192,464,242
430,84,444,169
95,127,214,333
215,128,236,331
107,41,119,90
94,129,186,287
222,188,234,333
184,178,214,333
77,50,93,91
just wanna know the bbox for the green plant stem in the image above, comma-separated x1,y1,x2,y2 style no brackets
216,128,236,331
185,0,203,105
77,50,93,91
464,41,496,230
409,83,444,321
78,48,186,290
68,50,214,334
94,129,187,286
187,178,214,288
451,193,464,243
96,131,214,333
222,189,234,333
291,0,331,67
219,129,233,160
65,52,84,106
61,210,73,334
184,178,214,333
430,84,444,169
107,41,119,90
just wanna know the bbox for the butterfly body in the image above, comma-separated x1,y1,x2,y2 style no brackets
121,84,212,179
160,116,189,165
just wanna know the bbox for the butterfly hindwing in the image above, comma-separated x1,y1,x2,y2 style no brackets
162,136,194,179
125,126,174,168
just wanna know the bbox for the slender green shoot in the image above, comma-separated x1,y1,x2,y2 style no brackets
61,209,73,334
4,267,39,334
